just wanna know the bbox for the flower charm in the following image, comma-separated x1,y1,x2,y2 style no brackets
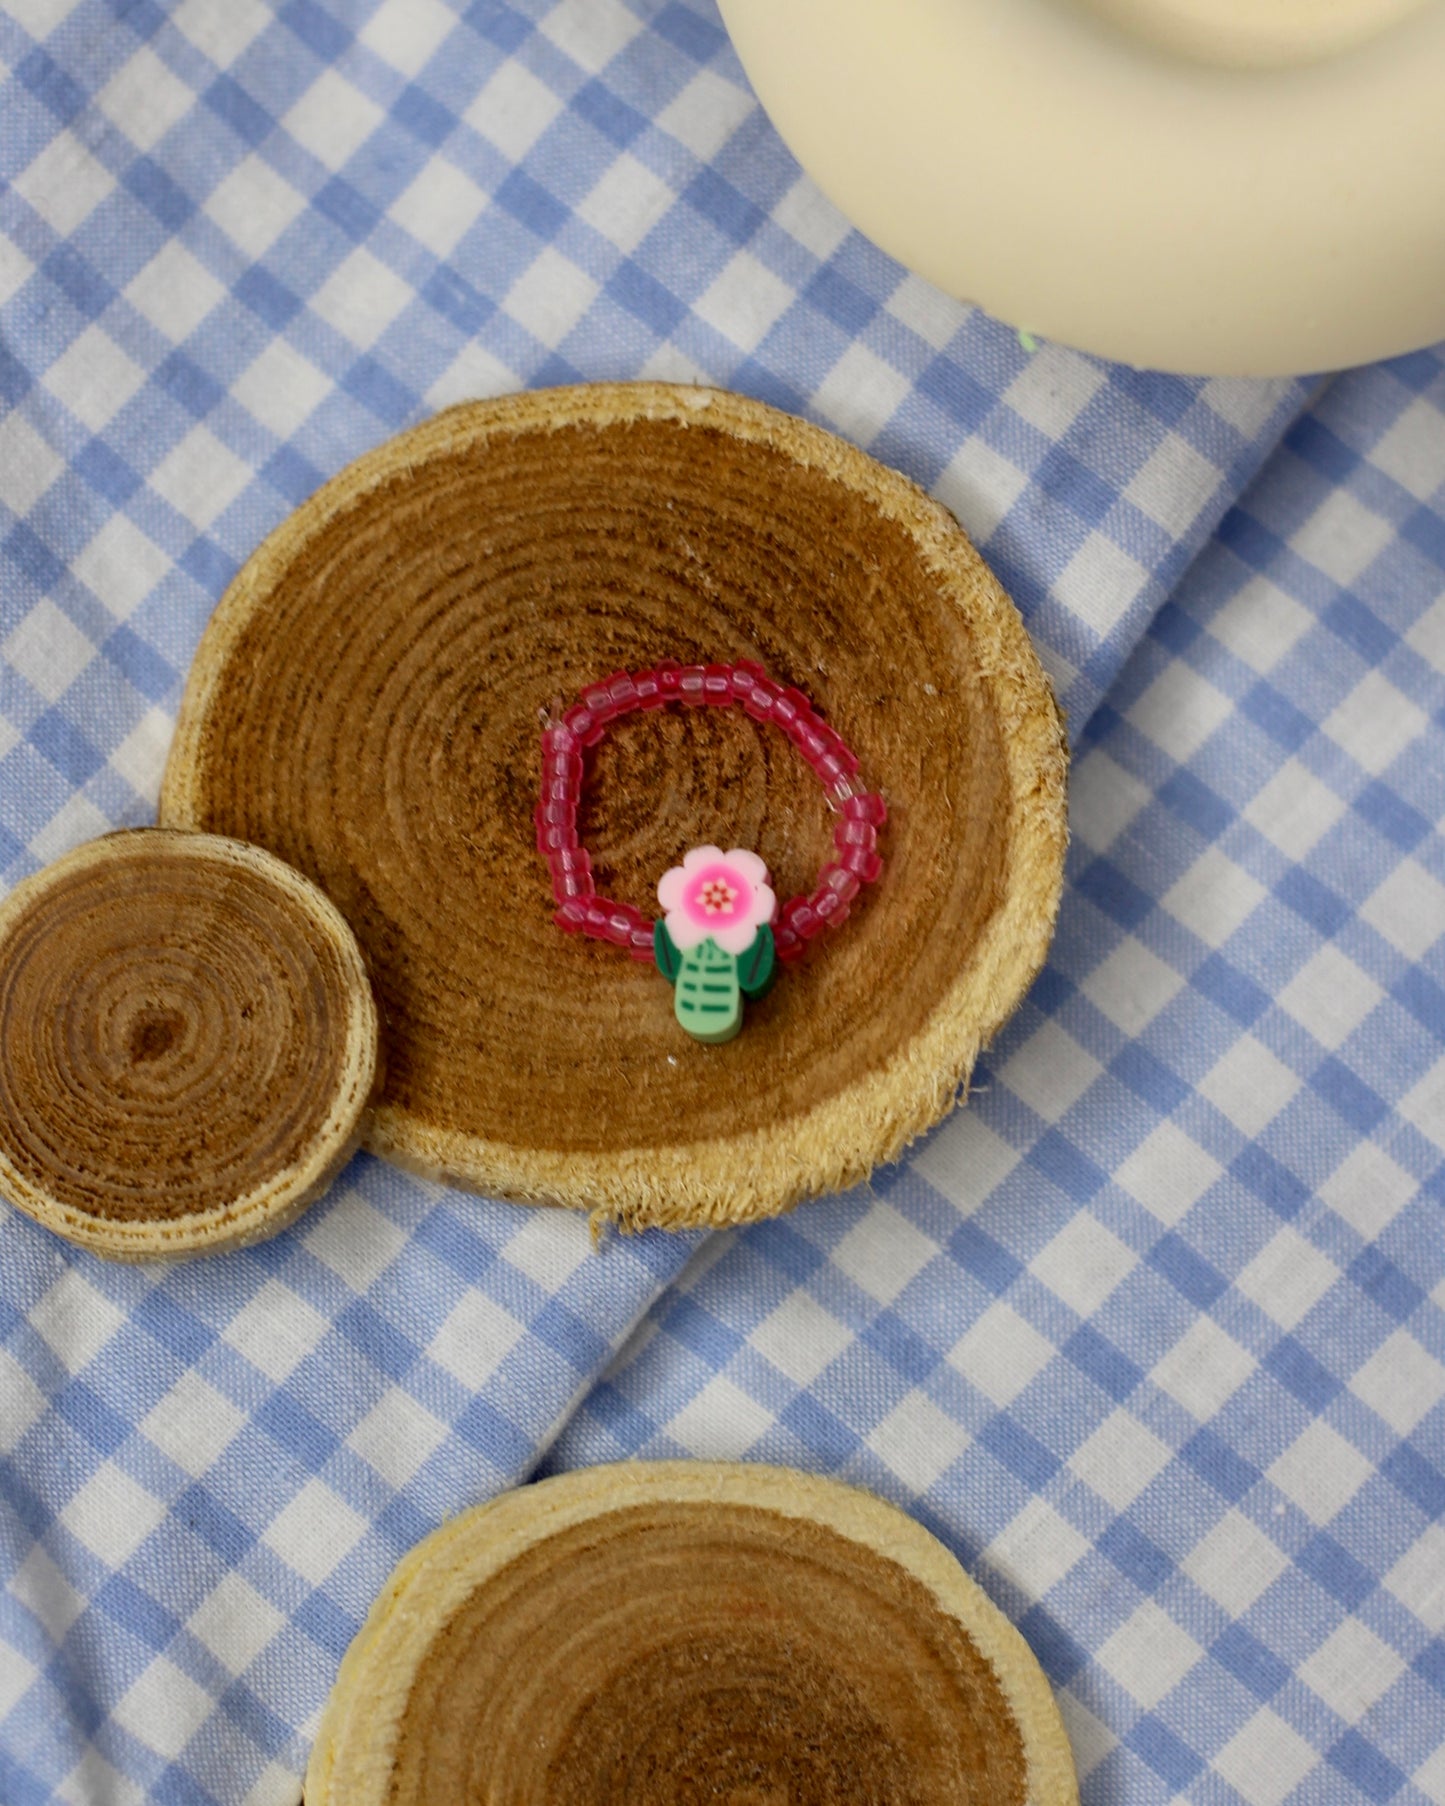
655,847,778,1042
658,847,775,955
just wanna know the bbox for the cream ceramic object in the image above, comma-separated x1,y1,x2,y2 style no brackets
1080,0,1435,65
718,0,1445,375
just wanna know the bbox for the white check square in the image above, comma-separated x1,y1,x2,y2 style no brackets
1300,1620,1404,1720
750,1292,852,1387
667,1376,773,1460
1031,1216,1135,1316
1069,1410,1171,1509
1279,946,1382,1048
113,1658,214,1761
1267,1420,1372,1524
429,1293,525,1390
949,1302,1054,1406
866,1393,967,1493
29,1268,126,1372
1324,671,1427,774
188,1572,286,1676
263,1478,366,1584
1349,1330,1445,1435
125,242,225,342
1152,1319,1252,1419
148,426,252,529
1213,1709,1318,1806
1208,575,1313,673
1234,1229,1337,1330
1097,1601,1201,1707
831,1205,935,1303
62,1463,164,1564
1183,1510,1288,1613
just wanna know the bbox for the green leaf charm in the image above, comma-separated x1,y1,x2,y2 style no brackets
653,918,682,983
737,924,775,999
673,936,743,1043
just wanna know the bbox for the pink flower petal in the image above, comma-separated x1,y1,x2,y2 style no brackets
712,918,758,956
663,907,710,951
726,849,770,887
657,866,687,913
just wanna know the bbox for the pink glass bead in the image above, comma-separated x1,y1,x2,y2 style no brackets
657,659,682,697
844,791,887,825
742,677,780,720
678,664,707,705
834,818,877,852
839,844,883,883
775,922,804,963
542,723,578,758
814,751,853,789
635,667,664,709
607,671,638,713
562,703,605,746
554,875,593,907
555,898,588,931
795,717,830,762
628,925,656,958
543,754,581,788
812,890,849,925
817,863,861,905
537,796,575,827
581,899,611,936
544,783,580,816
729,660,763,699
817,728,858,776
602,910,635,946
550,846,591,878
771,688,804,731
703,664,732,704
580,679,616,722
535,813,575,852
790,900,825,940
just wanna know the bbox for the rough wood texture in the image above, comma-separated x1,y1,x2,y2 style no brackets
0,830,379,1258
161,384,1067,1228
305,1462,1079,1806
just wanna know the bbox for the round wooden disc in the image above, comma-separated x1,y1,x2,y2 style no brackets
0,830,379,1259
160,383,1066,1229
305,1462,1079,1806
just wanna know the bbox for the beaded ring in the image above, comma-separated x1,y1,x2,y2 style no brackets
537,661,886,1044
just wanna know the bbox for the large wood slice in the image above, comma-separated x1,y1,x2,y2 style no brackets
0,830,379,1259
305,1462,1078,1806
160,384,1067,1228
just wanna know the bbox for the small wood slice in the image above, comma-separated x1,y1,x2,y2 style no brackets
160,383,1067,1228
0,830,379,1259
305,1462,1078,1806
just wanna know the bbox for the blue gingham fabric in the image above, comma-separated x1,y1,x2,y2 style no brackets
551,351,1445,1806
0,1,1439,1802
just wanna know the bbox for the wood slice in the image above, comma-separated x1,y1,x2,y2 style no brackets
0,830,379,1259
160,384,1067,1229
305,1462,1078,1806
